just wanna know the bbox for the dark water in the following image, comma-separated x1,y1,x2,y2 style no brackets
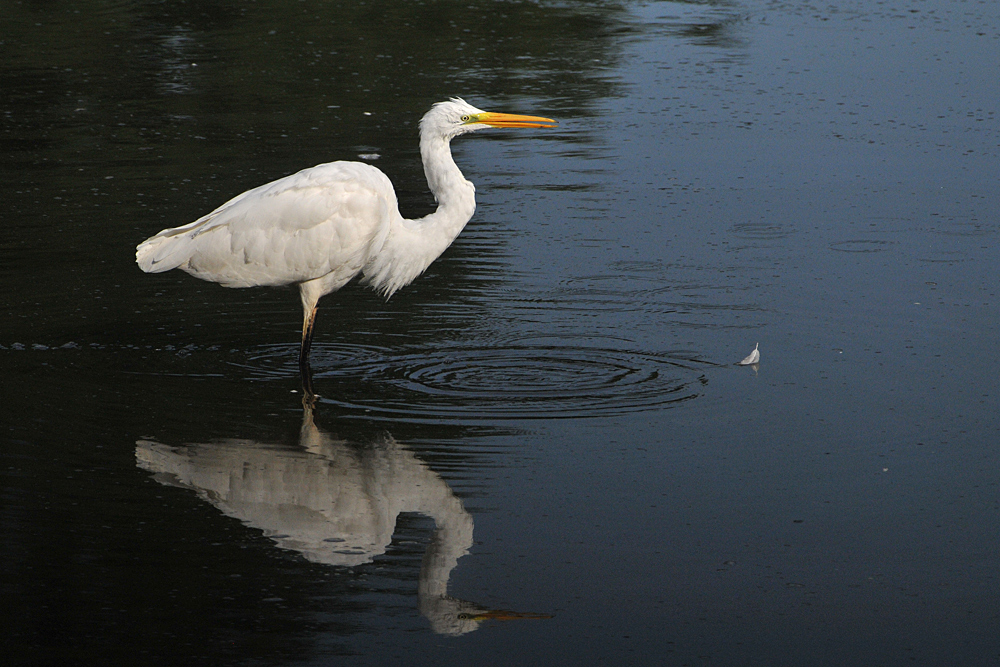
3,1,999,665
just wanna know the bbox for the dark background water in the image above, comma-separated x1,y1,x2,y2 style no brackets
3,1,999,665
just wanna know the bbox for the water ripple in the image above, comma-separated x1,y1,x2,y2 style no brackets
245,341,711,422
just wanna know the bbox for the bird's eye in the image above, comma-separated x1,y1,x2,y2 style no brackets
461,115,472,122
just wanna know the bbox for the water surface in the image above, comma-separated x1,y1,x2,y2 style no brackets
3,1,999,665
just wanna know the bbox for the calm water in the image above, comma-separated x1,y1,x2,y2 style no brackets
3,1,999,665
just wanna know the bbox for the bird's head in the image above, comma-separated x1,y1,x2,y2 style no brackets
420,98,556,141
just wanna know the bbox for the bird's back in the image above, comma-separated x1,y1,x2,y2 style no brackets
136,161,400,289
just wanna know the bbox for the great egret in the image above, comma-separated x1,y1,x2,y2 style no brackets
136,98,556,377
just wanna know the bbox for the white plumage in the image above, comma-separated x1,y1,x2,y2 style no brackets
136,99,555,373
738,342,760,366
138,162,394,289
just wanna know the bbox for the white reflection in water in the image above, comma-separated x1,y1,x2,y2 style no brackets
136,407,544,635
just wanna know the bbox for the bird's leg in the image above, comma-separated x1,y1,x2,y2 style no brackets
297,281,325,404
299,304,317,371
299,304,318,406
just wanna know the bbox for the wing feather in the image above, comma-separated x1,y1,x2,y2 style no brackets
136,162,399,288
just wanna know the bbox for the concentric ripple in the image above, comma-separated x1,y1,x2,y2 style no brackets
246,341,712,421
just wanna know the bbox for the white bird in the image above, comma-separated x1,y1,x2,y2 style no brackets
136,99,556,376
738,342,760,366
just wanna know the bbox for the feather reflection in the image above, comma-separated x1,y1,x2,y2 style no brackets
136,406,548,635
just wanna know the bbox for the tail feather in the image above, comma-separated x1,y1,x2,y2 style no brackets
136,229,193,273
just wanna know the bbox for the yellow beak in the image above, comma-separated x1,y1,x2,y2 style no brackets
474,112,557,129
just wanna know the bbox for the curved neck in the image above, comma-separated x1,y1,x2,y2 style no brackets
416,133,476,237
361,132,478,298
417,493,475,599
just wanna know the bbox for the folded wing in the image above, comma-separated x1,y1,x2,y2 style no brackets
136,161,399,289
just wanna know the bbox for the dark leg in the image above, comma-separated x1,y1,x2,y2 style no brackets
299,305,317,372
299,305,318,406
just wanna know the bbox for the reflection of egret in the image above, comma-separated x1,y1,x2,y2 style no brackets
135,99,556,377
136,405,548,635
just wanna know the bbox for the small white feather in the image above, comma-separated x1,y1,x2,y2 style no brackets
739,342,760,366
